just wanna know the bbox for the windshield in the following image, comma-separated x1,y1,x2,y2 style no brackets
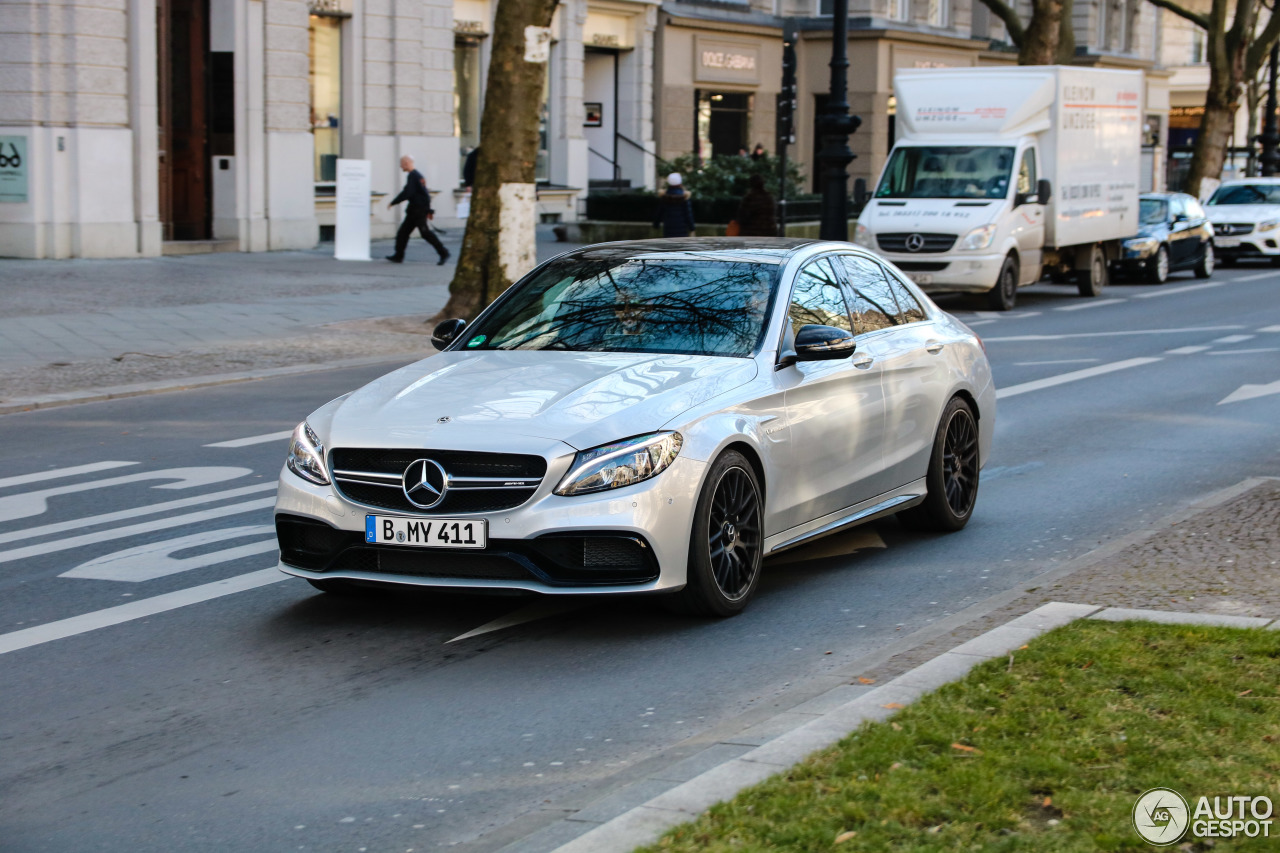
875,146,1015,200
462,257,781,357
1207,184,1280,205
1139,199,1168,224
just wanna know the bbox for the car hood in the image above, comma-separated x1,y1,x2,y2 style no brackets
1205,204,1280,223
321,350,759,452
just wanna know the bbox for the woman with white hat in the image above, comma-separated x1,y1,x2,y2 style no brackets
653,172,695,238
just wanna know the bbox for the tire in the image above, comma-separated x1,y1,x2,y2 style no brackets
1077,244,1108,297
1194,242,1214,279
986,254,1018,311
667,451,764,617
897,397,981,533
1146,245,1169,284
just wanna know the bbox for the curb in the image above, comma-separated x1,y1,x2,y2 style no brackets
545,603,1278,853
0,353,418,416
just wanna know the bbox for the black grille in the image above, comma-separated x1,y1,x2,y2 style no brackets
1214,223,1254,236
329,448,547,515
876,233,957,253
329,547,534,581
893,261,949,272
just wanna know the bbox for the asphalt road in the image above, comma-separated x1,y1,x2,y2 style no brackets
2,265,1279,852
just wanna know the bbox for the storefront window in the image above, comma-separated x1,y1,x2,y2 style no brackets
696,91,752,162
454,37,483,183
309,15,342,182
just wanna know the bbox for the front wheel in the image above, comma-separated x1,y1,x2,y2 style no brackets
667,451,764,617
898,397,980,532
1078,244,1108,297
986,254,1019,311
1146,245,1170,284
1194,242,1214,279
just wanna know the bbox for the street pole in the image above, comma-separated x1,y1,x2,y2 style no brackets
817,0,860,241
1261,43,1280,177
777,20,797,237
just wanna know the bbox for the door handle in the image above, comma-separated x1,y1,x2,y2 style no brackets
852,355,874,369
925,341,945,354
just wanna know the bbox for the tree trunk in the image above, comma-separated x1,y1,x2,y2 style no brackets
1186,86,1238,197
1018,0,1064,65
435,0,559,322
1055,0,1076,63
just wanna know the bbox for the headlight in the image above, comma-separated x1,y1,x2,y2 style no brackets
957,224,997,251
1258,219,1280,231
1124,237,1159,253
286,421,329,485
554,432,683,497
854,222,874,248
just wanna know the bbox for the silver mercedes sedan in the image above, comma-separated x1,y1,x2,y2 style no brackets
274,238,995,616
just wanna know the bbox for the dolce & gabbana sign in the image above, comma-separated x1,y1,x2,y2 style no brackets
694,36,760,85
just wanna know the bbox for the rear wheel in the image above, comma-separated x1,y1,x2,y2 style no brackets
1077,244,1108,297
667,451,764,617
1194,242,1214,279
986,254,1018,311
1146,245,1169,284
898,397,980,532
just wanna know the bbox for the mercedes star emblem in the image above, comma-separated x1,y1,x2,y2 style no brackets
905,233,926,252
403,458,449,509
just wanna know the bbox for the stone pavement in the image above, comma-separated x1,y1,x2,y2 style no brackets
0,227,582,406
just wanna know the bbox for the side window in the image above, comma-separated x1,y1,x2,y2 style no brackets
1185,197,1206,220
1168,196,1186,220
839,255,900,334
881,266,928,324
788,258,852,335
1017,149,1037,195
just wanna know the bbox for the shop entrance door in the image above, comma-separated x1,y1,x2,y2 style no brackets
158,0,211,241
696,91,751,161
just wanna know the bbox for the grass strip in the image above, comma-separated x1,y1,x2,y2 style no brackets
637,620,1280,852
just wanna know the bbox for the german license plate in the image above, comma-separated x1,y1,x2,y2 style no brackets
365,515,487,549
1215,236,1240,248
908,273,933,285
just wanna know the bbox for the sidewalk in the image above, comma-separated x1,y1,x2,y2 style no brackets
0,227,581,407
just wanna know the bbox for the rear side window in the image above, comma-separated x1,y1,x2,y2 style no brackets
839,255,900,334
880,266,928,324
1168,196,1186,220
788,258,852,335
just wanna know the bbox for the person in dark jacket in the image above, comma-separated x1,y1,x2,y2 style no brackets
387,155,450,265
653,173,695,238
735,174,777,237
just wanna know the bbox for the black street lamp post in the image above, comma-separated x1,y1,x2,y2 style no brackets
1261,43,1280,177
818,0,861,240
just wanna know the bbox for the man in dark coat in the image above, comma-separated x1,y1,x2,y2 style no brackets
653,172,695,238
736,174,777,236
387,155,450,265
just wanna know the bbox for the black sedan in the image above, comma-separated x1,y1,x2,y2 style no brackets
1112,192,1215,284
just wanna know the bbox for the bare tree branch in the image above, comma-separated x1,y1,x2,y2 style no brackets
1143,0,1211,33
1246,10,1280,74
973,0,1027,45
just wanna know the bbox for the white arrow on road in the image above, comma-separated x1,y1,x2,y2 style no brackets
0,467,252,522
61,524,277,582
1218,379,1280,405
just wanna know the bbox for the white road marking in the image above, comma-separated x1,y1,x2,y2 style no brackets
982,325,1242,343
1209,347,1280,356
997,357,1163,400
0,462,137,490
1218,379,1280,405
1260,325,1280,332
1055,298,1126,312
0,482,277,546
205,430,293,449
62,525,277,582
1232,272,1280,282
1013,358,1101,366
1213,334,1256,344
0,466,252,523
1133,281,1227,298
446,599,587,644
0,497,277,565
1165,345,1212,355
0,568,286,656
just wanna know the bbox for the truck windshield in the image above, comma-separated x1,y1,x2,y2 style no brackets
875,146,1015,200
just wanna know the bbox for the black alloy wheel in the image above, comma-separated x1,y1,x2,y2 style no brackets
1194,242,1214,279
1147,245,1169,284
669,450,764,617
986,254,1019,311
899,397,980,532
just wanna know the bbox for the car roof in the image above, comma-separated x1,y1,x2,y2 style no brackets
555,237,826,266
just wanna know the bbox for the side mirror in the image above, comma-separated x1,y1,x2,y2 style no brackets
1172,212,1188,223
431,318,468,351
1036,178,1051,205
793,324,856,362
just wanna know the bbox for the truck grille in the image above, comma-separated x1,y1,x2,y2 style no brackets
330,448,547,515
877,232,957,253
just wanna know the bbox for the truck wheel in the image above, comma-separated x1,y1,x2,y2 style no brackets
986,255,1018,311
1078,244,1108,297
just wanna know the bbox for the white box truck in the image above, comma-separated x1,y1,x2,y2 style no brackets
854,66,1143,310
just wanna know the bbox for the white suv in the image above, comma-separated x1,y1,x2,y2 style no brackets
1204,178,1280,265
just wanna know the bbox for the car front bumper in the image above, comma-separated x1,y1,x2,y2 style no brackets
877,252,1006,294
1214,232,1280,257
273,454,708,595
